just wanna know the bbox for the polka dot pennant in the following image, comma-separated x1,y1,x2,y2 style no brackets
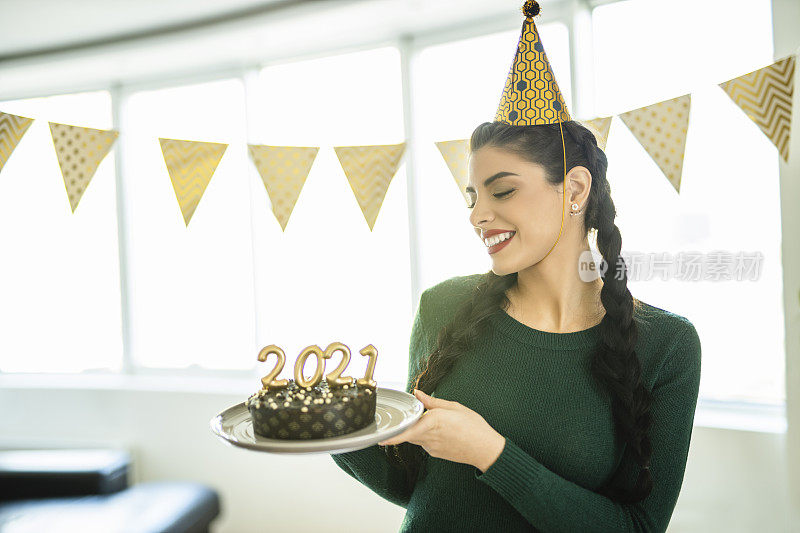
719,55,794,163
48,122,119,213
577,116,612,152
158,137,227,226
618,94,691,194
333,143,406,231
495,15,571,126
247,145,319,232
0,111,34,175
434,139,471,205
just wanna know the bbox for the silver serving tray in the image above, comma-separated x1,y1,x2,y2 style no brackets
210,387,423,454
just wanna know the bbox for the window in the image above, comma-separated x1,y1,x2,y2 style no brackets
122,78,256,370
592,0,783,404
248,47,411,384
0,91,122,372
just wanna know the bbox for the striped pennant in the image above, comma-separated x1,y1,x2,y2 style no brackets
0,111,34,175
719,55,794,163
577,116,612,152
247,144,319,232
159,138,227,226
48,122,119,213
333,143,406,231
435,139,470,206
619,94,691,193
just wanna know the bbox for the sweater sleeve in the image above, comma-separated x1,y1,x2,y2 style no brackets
328,289,432,508
474,321,702,533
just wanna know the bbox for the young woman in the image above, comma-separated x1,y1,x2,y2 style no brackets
331,119,701,532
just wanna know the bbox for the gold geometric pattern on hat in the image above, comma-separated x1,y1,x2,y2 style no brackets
495,17,571,125
48,122,119,213
578,117,612,152
333,143,406,231
247,144,319,232
434,139,470,205
619,94,691,193
0,111,34,175
719,55,794,163
159,137,227,226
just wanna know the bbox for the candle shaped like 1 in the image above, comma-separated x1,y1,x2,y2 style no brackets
294,345,331,388
356,344,378,389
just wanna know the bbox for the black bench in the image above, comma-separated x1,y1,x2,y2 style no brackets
0,449,220,533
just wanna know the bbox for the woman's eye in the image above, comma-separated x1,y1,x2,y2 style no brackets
466,189,515,209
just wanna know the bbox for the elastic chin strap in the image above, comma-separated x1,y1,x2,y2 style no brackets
540,121,567,262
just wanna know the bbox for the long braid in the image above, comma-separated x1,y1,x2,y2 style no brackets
579,130,654,502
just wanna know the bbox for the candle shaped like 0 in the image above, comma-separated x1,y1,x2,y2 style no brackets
293,345,331,388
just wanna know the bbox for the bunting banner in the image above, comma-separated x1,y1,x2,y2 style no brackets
247,144,319,232
578,116,612,152
0,112,34,175
618,94,691,193
333,143,406,231
435,139,471,206
49,122,119,213
159,138,227,226
719,54,794,163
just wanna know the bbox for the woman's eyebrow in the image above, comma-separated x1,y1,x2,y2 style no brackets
465,171,519,193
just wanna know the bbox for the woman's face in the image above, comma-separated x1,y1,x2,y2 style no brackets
467,145,566,276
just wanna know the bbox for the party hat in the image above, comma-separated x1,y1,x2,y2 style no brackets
495,0,571,126
493,0,574,261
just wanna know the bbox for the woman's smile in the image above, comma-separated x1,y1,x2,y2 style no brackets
487,231,516,254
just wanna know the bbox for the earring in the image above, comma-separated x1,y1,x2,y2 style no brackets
570,202,582,216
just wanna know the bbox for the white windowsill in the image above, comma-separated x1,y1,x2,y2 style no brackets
0,373,786,434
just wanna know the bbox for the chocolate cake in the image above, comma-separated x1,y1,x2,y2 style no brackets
245,376,377,440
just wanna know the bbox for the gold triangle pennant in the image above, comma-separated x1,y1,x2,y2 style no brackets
435,139,471,206
159,138,227,226
619,94,691,193
247,144,319,231
0,111,35,175
48,122,119,213
719,55,794,163
333,143,406,231
577,116,612,152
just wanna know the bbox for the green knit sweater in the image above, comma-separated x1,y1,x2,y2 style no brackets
330,273,701,532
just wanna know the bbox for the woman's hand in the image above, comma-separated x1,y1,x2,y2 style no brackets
377,389,506,473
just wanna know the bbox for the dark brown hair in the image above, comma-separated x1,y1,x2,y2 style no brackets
382,119,653,504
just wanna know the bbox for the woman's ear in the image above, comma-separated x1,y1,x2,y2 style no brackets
567,166,592,206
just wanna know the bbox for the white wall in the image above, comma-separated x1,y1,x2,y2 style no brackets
0,380,792,533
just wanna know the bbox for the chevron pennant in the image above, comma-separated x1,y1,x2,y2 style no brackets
619,94,691,193
719,55,794,163
333,143,406,231
49,122,119,213
247,144,319,231
577,116,612,152
159,138,227,226
435,139,471,205
0,111,35,175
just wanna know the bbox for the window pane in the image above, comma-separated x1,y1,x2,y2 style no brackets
249,47,411,385
414,24,571,291
123,78,256,370
593,0,782,403
0,92,122,372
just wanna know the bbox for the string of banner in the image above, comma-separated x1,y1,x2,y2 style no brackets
0,54,793,230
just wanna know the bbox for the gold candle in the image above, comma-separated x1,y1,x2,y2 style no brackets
356,344,378,389
323,342,355,388
257,344,290,390
294,345,331,388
